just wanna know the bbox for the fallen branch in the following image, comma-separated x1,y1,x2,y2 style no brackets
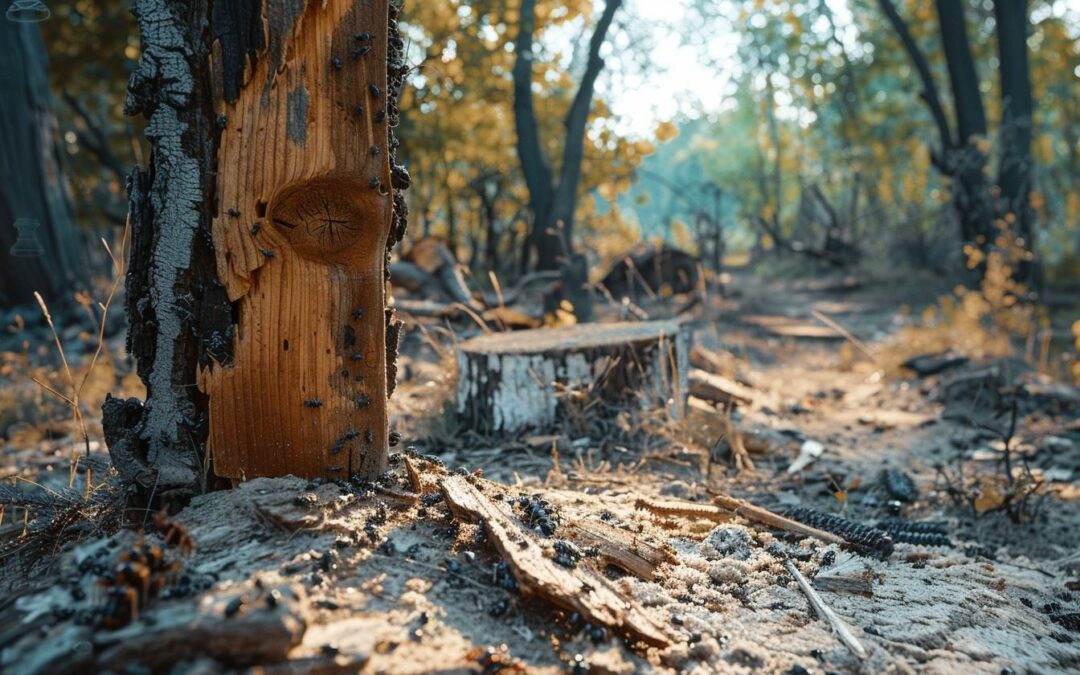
784,559,868,660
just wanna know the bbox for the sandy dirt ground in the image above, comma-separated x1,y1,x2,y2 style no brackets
2,270,1079,674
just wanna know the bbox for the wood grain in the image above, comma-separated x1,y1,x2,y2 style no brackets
199,0,394,480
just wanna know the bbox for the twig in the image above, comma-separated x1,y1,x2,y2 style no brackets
810,309,877,365
710,494,846,546
636,495,845,547
784,559,868,660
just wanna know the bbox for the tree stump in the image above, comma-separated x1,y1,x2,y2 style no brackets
456,321,688,434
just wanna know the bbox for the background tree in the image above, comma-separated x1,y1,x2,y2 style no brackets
0,18,93,307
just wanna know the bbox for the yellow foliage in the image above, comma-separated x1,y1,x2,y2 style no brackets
655,121,680,143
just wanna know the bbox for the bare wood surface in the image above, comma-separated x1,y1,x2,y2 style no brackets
198,0,396,480
439,475,674,647
784,560,868,660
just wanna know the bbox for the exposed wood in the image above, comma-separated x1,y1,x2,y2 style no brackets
688,369,755,407
197,0,405,481
784,560,868,660
439,475,674,647
456,320,688,434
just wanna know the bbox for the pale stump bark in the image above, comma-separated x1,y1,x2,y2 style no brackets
456,321,688,434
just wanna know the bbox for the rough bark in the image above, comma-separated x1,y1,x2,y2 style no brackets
456,320,687,434
111,0,409,498
117,0,224,501
0,19,89,307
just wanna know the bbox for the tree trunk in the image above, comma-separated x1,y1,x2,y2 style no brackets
107,0,409,501
456,321,688,434
512,0,622,319
993,0,1035,281
0,19,89,307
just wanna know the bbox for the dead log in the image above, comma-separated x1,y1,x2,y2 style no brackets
687,369,755,407
456,320,688,434
439,475,674,647
599,245,699,300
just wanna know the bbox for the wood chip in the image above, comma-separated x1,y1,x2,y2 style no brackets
439,475,674,647
688,369,755,407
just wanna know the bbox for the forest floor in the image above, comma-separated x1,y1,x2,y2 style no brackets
2,266,1080,674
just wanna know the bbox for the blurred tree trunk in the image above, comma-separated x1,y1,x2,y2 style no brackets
513,0,622,317
993,0,1035,281
934,0,994,249
106,0,408,504
880,0,1035,278
0,19,89,307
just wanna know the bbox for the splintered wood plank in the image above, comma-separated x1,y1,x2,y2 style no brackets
439,475,674,648
564,517,675,580
198,0,397,480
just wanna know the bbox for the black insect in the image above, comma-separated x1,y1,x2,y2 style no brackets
351,46,372,59
353,104,365,116
369,84,381,98
329,437,346,455
331,57,343,70
251,222,261,236
350,353,363,362
365,430,375,443
783,507,894,559
353,32,373,41
224,596,243,618
881,468,918,503
355,373,365,382
304,399,324,408
370,145,381,156
326,466,343,473
261,249,275,258
215,114,227,129
369,177,380,190
552,540,582,569
353,308,364,319
227,208,240,217
374,109,386,123
355,394,371,408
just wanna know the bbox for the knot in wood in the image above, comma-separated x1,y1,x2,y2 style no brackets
269,178,375,263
